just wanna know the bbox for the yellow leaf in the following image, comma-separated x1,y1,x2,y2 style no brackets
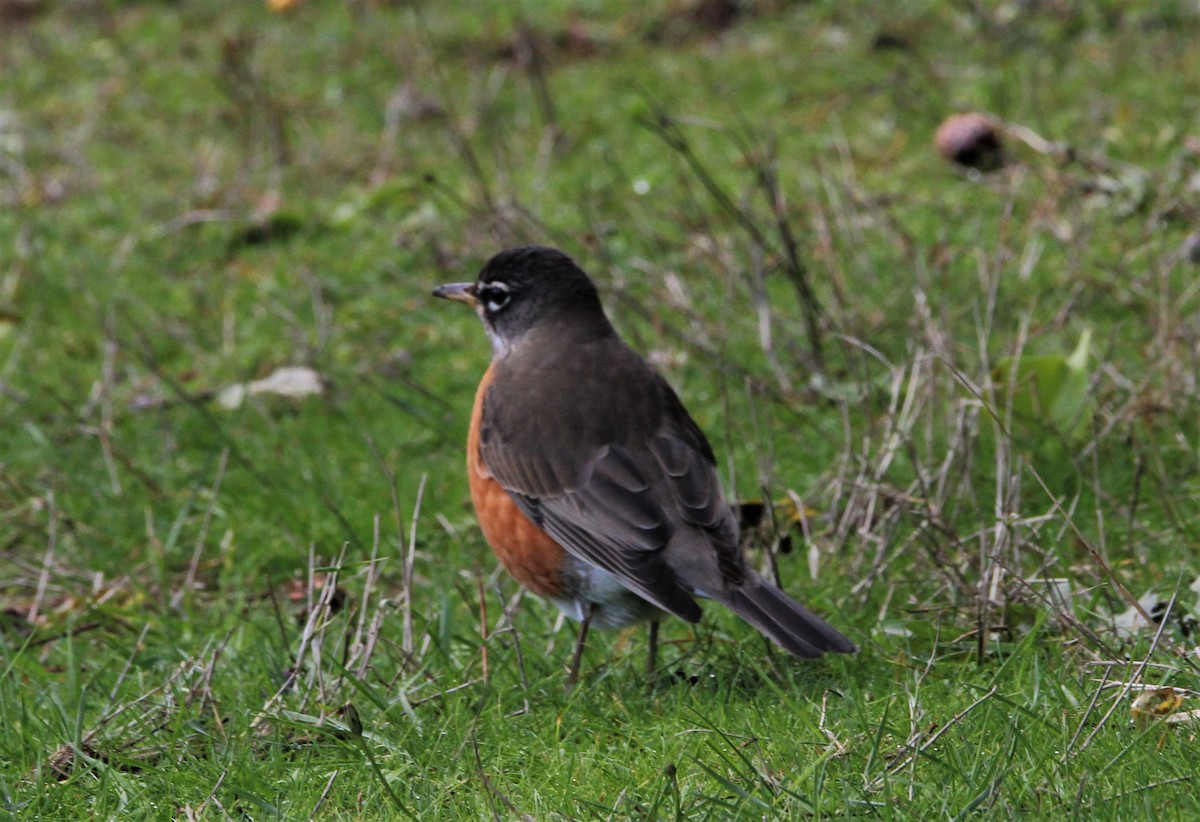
1131,687,1183,727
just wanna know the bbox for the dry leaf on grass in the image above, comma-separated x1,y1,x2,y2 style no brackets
1131,687,1184,727
216,366,323,410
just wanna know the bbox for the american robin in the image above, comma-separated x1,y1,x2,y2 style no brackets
435,246,855,682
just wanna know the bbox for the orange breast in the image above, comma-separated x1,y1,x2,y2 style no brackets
467,364,569,598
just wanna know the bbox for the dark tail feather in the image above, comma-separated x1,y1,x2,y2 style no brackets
717,572,856,658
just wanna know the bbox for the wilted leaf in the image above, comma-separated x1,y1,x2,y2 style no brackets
1131,687,1184,727
247,366,322,398
1166,708,1200,726
337,702,363,738
1111,589,1167,637
216,383,246,410
215,366,323,410
991,328,1093,440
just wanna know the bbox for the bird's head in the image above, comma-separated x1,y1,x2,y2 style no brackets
434,246,608,357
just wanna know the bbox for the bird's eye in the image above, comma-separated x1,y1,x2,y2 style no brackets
479,284,511,313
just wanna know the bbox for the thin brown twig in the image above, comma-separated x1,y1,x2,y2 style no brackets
349,515,384,680
946,359,1170,639
28,489,57,623
405,474,427,660
869,686,999,791
180,448,229,607
636,106,825,369
1076,591,1179,754
472,734,535,822
478,573,490,684
312,769,340,817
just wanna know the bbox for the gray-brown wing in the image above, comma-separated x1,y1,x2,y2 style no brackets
480,356,741,621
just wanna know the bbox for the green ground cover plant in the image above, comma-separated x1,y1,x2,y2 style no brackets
2,1,1199,817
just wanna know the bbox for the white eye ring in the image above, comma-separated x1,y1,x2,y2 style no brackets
480,282,511,313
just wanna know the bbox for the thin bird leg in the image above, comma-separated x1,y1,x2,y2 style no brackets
646,619,660,677
566,603,595,687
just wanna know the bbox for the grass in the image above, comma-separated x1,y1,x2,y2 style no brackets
2,0,1200,817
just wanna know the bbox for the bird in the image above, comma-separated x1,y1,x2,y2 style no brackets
434,246,855,682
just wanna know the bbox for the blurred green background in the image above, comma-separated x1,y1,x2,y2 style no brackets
2,1,1199,818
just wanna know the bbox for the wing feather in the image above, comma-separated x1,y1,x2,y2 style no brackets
479,333,742,621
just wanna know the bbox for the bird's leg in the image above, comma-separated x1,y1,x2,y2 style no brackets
646,619,660,677
566,603,595,687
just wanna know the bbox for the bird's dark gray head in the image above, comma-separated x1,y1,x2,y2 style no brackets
434,246,610,356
